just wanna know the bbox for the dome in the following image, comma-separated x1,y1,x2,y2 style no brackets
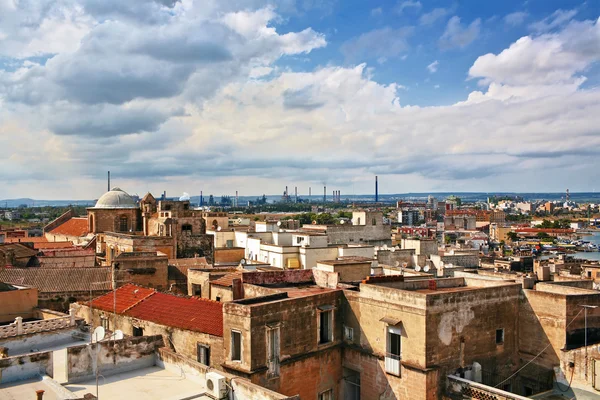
94,187,137,209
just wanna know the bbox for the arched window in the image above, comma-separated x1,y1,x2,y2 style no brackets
372,218,377,226
212,219,219,229
119,216,128,232
89,214,95,232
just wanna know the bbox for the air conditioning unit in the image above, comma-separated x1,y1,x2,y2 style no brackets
206,371,227,399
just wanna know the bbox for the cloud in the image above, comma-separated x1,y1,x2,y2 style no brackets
529,9,577,32
427,60,439,73
504,11,528,26
341,27,413,62
370,7,382,17
439,16,481,50
468,18,600,91
1,2,600,197
419,8,450,26
394,1,421,14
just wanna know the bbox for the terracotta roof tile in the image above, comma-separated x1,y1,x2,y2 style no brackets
124,292,223,337
34,241,75,250
49,218,89,237
0,267,111,293
90,284,155,313
211,272,243,287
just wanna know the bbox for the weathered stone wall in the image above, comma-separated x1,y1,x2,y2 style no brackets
114,252,169,290
89,208,140,234
215,247,245,264
73,304,225,369
0,286,38,323
177,233,214,263
326,224,392,246
377,248,416,267
0,350,52,383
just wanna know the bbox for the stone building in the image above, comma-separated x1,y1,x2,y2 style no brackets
74,284,225,368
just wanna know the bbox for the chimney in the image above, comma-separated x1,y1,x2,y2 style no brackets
235,190,238,207
285,186,288,196
36,390,44,400
107,171,110,192
375,176,379,203
309,187,311,199
200,191,203,207
323,186,326,204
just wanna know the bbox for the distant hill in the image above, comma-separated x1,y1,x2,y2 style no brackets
0,198,95,208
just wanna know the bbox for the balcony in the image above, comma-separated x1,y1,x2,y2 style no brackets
385,353,401,376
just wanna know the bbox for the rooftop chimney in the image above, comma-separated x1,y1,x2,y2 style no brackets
36,390,45,400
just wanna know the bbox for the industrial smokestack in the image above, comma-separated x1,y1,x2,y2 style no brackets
236,190,238,207
295,187,298,203
200,191,203,207
309,187,311,199
107,171,110,192
285,186,288,196
324,186,326,204
375,176,379,203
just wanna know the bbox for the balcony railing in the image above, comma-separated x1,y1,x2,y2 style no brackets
267,356,280,377
385,353,401,375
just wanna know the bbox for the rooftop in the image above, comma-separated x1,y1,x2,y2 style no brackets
47,217,89,237
88,285,223,337
93,187,137,209
211,272,243,287
0,267,111,293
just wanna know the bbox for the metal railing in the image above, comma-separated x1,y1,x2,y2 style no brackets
385,353,401,375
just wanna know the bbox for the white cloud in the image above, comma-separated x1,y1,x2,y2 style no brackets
394,1,421,14
468,18,600,92
439,16,481,49
370,7,382,17
529,9,577,32
504,11,528,26
341,27,413,62
419,7,449,26
1,2,600,197
427,60,439,73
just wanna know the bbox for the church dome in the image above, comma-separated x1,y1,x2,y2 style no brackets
94,187,137,209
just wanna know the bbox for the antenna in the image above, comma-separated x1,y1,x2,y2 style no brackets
107,171,110,192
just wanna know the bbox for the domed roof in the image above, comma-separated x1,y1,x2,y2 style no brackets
94,187,137,209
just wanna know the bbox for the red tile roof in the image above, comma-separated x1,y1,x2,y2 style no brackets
4,237,48,244
125,292,223,337
211,272,243,287
49,218,89,237
34,241,75,250
88,284,224,337
90,284,155,313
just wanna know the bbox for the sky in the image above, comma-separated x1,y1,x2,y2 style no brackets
0,0,599,200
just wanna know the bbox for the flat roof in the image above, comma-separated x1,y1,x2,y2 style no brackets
65,366,211,400
0,378,63,400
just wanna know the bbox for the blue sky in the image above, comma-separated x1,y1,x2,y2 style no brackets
0,0,599,199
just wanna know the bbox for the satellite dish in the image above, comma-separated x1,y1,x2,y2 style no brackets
240,258,247,265
340,220,345,224
92,326,105,342
390,247,395,252
447,263,453,268
415,266,422,272
424,266,430,272
395,261,400,267
277,221,282,226
217,226,222,231
114,330,124,340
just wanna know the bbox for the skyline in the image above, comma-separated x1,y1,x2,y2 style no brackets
1,0,599,199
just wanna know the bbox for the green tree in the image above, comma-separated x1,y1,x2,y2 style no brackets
315,213,335,225
537,232,549,239
506,232,519,242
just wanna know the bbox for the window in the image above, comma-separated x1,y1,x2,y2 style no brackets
119,216,128,232
524,386,533,396
164,205,172,211
192,284,201,296
357,217,361,225
588,271,592,278
319,308,333,344
216,296,221,302
231,330,242,361
184,204,189,210
197,343,210,366
496,329,504,344
133,326,144,337
159,225,164,236
385,326,401,375
318,389,334,400
372,218,376,226
296,236,304,244
182,224,192,235
596,272,600,278
344,326,354,341
100,316,109,330
226,240,234,248
267,326,280,377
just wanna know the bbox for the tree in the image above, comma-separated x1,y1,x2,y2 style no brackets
537,232,549,239
315,213,335,225
507,232,519,242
